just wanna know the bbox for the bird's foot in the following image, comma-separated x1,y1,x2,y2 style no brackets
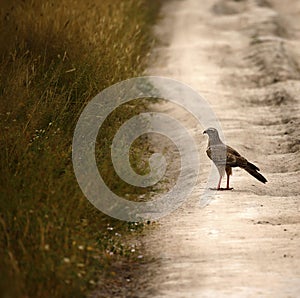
209,187,233,191
224,187,233,191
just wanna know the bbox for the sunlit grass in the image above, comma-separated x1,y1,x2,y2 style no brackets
0,0,161,297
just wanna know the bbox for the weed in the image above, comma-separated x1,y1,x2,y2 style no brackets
0,0,162,297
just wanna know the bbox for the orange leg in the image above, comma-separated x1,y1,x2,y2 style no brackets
226,173,230,189
225,173,233,190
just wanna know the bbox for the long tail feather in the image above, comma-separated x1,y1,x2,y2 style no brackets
244,164,267,183
247,161,260,172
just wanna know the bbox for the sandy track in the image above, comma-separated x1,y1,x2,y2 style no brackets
143,0,300,297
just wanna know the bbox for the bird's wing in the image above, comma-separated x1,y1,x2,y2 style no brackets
226,145,241,157
207,144,247,167
226,145,248,168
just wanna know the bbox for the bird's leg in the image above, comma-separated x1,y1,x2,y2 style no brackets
217,175,222,190
225,173,233,190
209,175,223,190
226,173,230,189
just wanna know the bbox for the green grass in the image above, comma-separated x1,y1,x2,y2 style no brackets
0,0,162,297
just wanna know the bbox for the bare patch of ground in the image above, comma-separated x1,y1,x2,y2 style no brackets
141,0,300,296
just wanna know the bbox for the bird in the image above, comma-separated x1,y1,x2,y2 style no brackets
203,127,267,190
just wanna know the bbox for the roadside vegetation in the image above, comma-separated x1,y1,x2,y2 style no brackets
0,0,161,297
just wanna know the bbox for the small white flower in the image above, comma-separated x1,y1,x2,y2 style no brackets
63,257,70,263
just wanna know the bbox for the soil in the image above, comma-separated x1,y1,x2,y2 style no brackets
140,0,300,297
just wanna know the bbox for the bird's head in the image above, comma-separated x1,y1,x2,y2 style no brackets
203,127,219,137
203,127,222,144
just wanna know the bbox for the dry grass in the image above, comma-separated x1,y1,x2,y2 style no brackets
0,0,161,297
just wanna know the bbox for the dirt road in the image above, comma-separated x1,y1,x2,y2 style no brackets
143,0,300,297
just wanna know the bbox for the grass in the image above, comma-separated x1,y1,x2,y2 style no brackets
0,0,162,297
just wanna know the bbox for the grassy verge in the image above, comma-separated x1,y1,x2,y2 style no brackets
0,0,162,297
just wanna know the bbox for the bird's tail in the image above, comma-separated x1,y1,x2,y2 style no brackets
243,161,267,184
